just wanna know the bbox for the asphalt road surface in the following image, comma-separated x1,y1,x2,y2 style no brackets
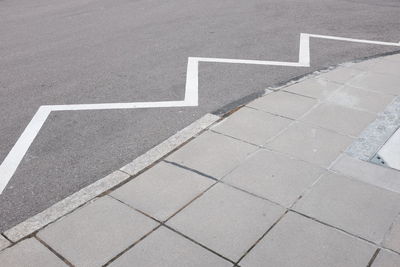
1,0,400,232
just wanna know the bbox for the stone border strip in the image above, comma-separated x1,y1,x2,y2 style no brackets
346,96,400,162
3,113,220,243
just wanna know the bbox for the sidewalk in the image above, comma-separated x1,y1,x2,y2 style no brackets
1,53,400,266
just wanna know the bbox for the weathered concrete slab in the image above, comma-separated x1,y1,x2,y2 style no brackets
240,212,375,267
167,183,285,262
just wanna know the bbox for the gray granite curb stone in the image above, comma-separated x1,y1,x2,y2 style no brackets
0,235,10,251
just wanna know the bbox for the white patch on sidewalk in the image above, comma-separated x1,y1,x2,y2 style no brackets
376,127,400,170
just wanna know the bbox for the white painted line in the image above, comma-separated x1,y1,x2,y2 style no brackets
184,58,199,106
1,33,400,194
0,106,51,192
3,113,219,242
49,101,192,111
299,33,311,66
197,57,305,67
308,33,400,47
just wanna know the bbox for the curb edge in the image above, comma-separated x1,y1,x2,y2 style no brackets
3,113,220,243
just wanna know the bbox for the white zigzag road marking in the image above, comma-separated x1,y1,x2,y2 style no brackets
1,33,399,194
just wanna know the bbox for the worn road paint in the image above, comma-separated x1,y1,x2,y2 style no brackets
1,33,399,194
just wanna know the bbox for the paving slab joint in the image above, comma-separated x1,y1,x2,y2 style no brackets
34,236,74,267
366,248,381,267
162,224,237,265
236,210,289,265
163,160,219,181
103,224,162,267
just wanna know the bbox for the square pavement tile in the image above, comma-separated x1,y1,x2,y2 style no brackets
369,60,400,76
372,250,400,267
327,85,394,113
222,149,325,207
240,212,375,267
352,58,400,76
109,226,232,267
166,131,256,179
293,173,400,243
266,122,353,167
0,238,67,267
37,196,158,266
331,154,400,194
247,91,317,119
348,72,400,95
111,162,214,221
284,77,342,100
212,107,292,145
348,58,382,70
383,215,400,253
0,235,10,251
167,183,285,262
301,102,376,137
385,54,400,62
318,66,363,84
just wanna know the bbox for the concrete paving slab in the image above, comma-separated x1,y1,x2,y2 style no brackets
166,131,256,179
301,103,376,137
318,66,363,84
384,53,400,62
266,122,353,167
0,235,10,251
347,58,384,71
37,196,158,266
383,215,400,253
4,170,130,243
222,149,324,207
370,60,400,76
327,85,394,113
348,72,400,95
167,183,285,262
247,91,317,119
109,226,232,267
212,107,292,145
240,212,375,267
111,162,214,221
372,250,400,267
120,114,220,176
293,173,400,243
331,154,400,194
352,58,400,76
283,78,342,100
0,238,67,267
